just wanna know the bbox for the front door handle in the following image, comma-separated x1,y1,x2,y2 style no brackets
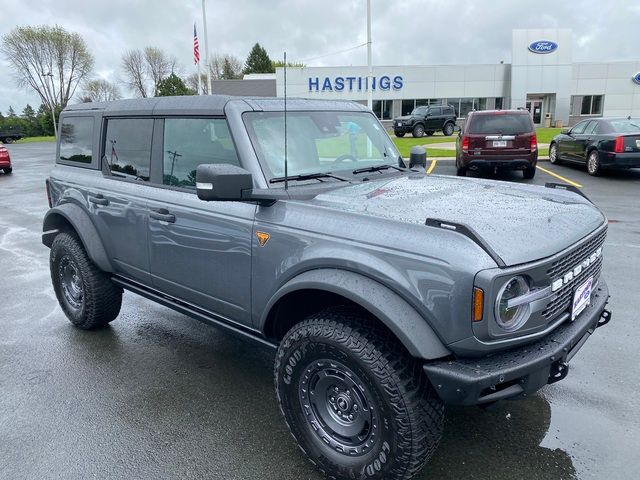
149,208,176,223
88,194,109,206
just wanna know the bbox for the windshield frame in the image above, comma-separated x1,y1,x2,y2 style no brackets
242,109,402,187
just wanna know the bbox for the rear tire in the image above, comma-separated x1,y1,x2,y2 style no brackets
395,132,405,138
523,165,536,179
412,124,425,138
587,150,601,176
456,166,467,176
3,137,13,144
275,307,444,480
443,123,454,136
50,232,122,329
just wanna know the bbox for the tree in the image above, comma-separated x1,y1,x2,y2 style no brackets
222,57,242,79
21,104,39,136
121,47,177,97
243,43,274,75
81,79,121,102
156,73,194,96
185,72,208,94
272,60,306,69
7,106,16,118
1,25,94,113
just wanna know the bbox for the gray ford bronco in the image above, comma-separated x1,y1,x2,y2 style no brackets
43,96,611,480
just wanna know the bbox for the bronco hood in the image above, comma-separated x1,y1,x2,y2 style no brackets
309,174,606,266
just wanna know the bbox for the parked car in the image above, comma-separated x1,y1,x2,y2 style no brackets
0,146,12,174
549,117,640,175
0,130,25,144
456,110,538,179
393,104,457,137
43,96,611,480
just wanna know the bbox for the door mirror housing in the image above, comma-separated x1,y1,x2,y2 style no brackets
196,164,254,202
561,128,570,135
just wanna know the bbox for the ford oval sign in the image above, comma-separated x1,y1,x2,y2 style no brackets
528,40,558,54
633,72,640,85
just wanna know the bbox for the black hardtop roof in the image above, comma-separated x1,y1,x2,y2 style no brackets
63,95,369,116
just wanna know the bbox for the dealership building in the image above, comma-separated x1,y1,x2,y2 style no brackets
231,29,640,127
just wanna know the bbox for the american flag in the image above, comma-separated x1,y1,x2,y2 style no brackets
193,23,200,64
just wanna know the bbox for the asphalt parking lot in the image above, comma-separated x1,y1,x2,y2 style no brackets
1,142,639,480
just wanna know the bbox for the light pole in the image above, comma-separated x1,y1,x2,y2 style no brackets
43,72,58,138
202,0,212,95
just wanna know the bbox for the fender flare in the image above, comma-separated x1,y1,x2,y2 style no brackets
42,203,114,272
261,269,451,360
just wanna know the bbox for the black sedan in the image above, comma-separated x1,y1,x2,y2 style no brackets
549,117,640,175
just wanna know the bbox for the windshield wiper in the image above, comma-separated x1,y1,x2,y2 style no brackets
352,164,406,174
270,172,348,184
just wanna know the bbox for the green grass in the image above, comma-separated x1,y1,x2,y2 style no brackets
535,127,561,144
15,136,56,143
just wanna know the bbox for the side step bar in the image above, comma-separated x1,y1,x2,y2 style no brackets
111,276,278,350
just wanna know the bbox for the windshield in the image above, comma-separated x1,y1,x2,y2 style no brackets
467,113,533,135
243,111,401,179
609,119,640,133
411,107,428,116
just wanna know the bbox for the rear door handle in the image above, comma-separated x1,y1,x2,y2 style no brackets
149,208,176,223
88,194,109,206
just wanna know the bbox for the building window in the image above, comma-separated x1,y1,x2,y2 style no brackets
459,98,475,118
580,95,603,115
495,97,503,110
401,100,415,116
372,100,393,120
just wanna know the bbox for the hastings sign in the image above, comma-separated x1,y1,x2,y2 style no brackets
528,40,558,54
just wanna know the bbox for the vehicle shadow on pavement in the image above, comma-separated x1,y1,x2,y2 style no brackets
421,395,577,480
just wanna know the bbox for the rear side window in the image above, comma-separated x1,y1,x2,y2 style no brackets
59,116,93,164
467,114,533,135
104,118,153,181
163,118,239,188
443,107,454,115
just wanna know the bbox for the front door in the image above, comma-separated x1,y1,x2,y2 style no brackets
146,117,255,326
527,100,543,125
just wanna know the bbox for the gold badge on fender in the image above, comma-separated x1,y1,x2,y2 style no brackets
256,231,270,247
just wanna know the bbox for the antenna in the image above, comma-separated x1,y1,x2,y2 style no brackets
284,51,288,190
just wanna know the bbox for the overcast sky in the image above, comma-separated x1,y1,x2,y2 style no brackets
1,0,639,114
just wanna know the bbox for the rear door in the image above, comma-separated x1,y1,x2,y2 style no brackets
465,112,534,159
92,117,154,284
145,117,255,326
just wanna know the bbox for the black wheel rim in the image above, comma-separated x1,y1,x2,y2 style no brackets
299,359,378,456
59,255,84,310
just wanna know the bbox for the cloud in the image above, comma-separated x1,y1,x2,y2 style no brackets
1,0,639,113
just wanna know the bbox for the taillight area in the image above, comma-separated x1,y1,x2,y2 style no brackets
462,136,469,153
0,148,8,159
614,136,624,153
45,179,53,208
530,134,538,152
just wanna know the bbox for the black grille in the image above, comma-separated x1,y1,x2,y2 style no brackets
546,228,607,278
543,227,607,320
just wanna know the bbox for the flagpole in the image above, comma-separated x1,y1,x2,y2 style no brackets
202,0,212,95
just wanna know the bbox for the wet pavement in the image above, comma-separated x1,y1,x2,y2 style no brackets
1,143,638,480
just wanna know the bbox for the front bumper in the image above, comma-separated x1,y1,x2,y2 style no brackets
424,279,610,406
393,124,413,134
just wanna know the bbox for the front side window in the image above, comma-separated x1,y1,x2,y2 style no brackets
163,118,239,188
105,118,153,181
243,111,400,181
59,116,93,164
571,121,589,135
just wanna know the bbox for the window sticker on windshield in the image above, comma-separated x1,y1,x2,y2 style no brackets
372,123,380,131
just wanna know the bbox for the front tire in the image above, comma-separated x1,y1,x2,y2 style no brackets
50,232,122,329
412,124,425,138
443,123,454,136
3,167,12,174
3,137,13,144
549,143,559,164
275,307,444,480
587,150,601,176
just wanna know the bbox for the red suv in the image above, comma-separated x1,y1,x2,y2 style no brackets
456,110,537,179
0,146,12,174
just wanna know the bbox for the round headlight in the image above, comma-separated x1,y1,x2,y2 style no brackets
495,276,530,331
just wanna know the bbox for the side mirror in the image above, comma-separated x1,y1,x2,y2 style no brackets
409,146,427,169
561,128,570,135
196,164,253,201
